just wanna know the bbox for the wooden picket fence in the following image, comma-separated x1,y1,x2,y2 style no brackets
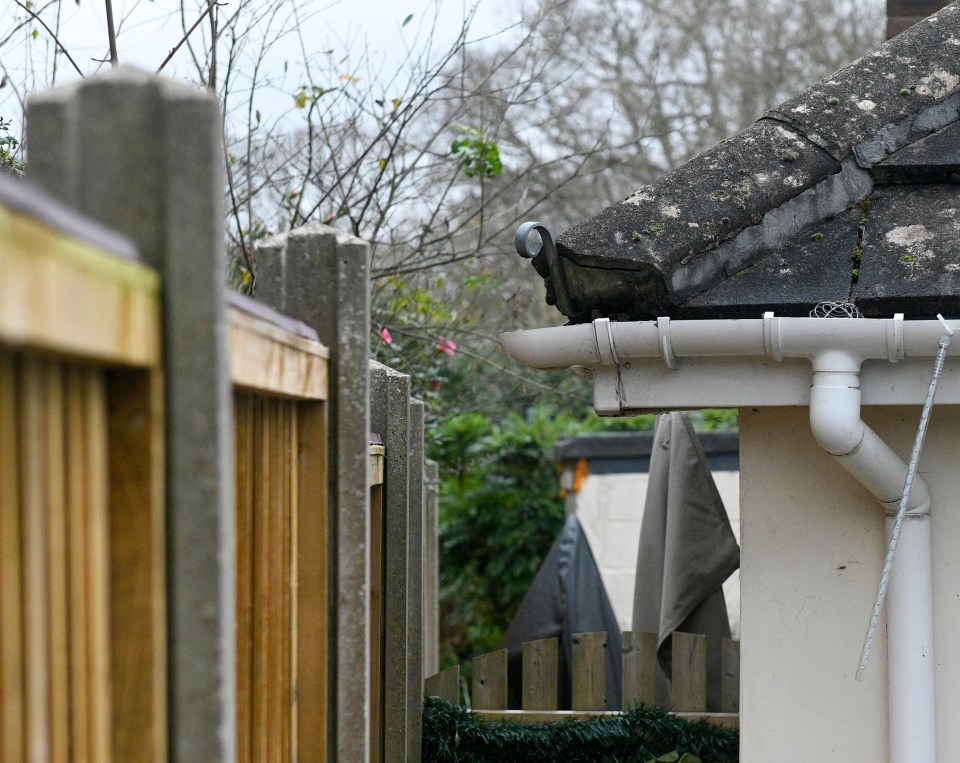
425,631,739,729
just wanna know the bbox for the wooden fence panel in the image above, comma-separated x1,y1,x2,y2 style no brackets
1,353,164,761
621,630,657,708
523,638,559,711
721,637,740,713
230,303,329,763
296,402,329,763
2,177,165,763
670,632,707,713
235,394,302,763
572,632,609,710
472,649,509,710
428,630,739,729
235,394,256,763
106,369,165,762
0,352,24,762
424,666,460,705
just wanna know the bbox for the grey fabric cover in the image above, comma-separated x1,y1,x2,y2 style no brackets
498,514,623,710
632,412,740,711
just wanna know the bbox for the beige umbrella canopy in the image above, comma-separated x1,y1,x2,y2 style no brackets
632,412,740,712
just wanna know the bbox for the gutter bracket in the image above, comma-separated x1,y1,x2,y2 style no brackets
656,317,678,370
763,311,783,362
594,318,622,366
886,313,905,363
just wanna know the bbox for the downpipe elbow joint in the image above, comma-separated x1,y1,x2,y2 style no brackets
810,372,864,456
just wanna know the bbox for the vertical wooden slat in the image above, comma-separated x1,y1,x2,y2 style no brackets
106,369,164,762
522,638,558,711
234,393,255,763
269,399,284,763
65,369,91,761
423,665,460,705
296,402,328,763
572,632,609,711
287,402,299,763
43,362,70,763
472,649,508,710
0,353,25,762
85,370,113,763
671,632,707,712
721,638,741,713
20,357,51,762
279,400,293,762
253,397,271,762
622,631,658,708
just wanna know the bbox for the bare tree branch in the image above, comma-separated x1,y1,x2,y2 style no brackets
104,0,119,65
157,0,223,74
11,0,84,78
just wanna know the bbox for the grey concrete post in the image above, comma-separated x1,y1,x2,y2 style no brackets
27,68,235,761
254,224,372,761
406,400,425,761
370,361,411,762
423,460,440,678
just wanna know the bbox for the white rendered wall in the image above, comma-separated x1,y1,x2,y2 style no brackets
739,405,960,761
572,468,741,638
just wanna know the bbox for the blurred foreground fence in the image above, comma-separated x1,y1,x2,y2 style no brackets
3,67,436,762
425,631,739,729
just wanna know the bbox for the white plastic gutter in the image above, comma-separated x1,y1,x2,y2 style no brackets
501,313,951,763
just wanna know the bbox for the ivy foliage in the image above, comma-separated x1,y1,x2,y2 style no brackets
450,128,502,178
0,118,23,177
421,697,739,763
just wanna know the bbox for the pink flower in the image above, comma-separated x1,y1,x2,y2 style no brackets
437,336,456,356
379,327,393,345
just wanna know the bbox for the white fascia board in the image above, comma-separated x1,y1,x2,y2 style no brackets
590,356,960,414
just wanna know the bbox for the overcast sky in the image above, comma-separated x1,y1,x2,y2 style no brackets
2,0,516,135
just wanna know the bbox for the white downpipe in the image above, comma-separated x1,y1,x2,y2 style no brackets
886,512,936,763
501,314,947,762
807,366,935,763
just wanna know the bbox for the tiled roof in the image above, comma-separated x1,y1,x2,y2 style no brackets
527,2,960,321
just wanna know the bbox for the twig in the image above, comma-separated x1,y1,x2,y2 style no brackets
207,3,219,90
157,0,223,74
12,0,84,78
104,0,119,65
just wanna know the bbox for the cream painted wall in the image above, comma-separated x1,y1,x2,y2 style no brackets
739,405,960,761
572,470,741,638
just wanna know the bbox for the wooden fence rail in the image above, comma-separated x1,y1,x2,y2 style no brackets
425,631,740,729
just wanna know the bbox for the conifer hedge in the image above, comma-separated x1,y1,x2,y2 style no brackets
421,697,739,763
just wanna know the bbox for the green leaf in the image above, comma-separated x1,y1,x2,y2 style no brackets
402,13,414,26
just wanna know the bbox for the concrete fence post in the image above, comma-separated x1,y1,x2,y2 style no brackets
255,224,372,761
27,68,235,761
406,399,425,760
369,361,413,762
